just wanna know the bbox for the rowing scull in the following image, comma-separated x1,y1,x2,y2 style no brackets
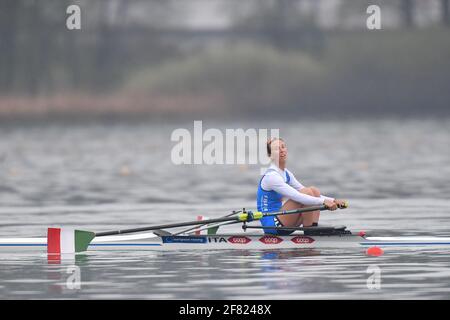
1,231,450,252
2,205,450,253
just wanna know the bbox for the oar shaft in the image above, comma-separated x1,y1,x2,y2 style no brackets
243,225,337,232
95,216,236,237
95,205,329,237
174,210,241,236
179,206,328,236
183,221,238,236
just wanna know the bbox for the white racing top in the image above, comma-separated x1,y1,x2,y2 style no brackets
260,163,334,206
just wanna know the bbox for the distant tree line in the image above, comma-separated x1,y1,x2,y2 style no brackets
0,0,449,96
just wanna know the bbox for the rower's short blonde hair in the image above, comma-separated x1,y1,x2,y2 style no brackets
267,137,284,157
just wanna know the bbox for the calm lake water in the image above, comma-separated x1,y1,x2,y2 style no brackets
0,117,450,299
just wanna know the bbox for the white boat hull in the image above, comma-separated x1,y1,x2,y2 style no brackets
1,232,450,252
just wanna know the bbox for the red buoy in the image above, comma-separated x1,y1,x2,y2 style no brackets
366,246,384,256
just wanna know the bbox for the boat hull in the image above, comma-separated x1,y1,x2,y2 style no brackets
2,232,450,252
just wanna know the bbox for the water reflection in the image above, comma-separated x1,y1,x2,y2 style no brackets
0,245,450,299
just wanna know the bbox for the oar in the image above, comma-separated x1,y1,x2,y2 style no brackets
242,225,343,232
182,220,240,236
48,203,347,254
173,210,242,236
182,202,348,235
95,205,330,237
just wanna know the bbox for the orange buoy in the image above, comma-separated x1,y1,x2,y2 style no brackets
366,246,384,256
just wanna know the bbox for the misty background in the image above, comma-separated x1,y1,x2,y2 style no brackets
1,0,449,119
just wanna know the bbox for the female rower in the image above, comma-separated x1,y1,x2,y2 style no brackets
256,138,346,235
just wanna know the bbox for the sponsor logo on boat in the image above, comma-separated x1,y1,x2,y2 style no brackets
291,236,315,244
259,236,283,244
208,237,228,243
162,236,207,244
227,236,251,244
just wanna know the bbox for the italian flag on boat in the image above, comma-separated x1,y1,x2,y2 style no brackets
195,216,218,235
47,228,95,254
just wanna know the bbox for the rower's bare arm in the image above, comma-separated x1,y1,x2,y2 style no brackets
264,173,324,206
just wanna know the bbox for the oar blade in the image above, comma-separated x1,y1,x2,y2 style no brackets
74,230,96,253
207,226,219,235
195,216,220,235
47,228,95,254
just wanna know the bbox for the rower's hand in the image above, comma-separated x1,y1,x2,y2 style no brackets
334,199,348,209
323,199,338,211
